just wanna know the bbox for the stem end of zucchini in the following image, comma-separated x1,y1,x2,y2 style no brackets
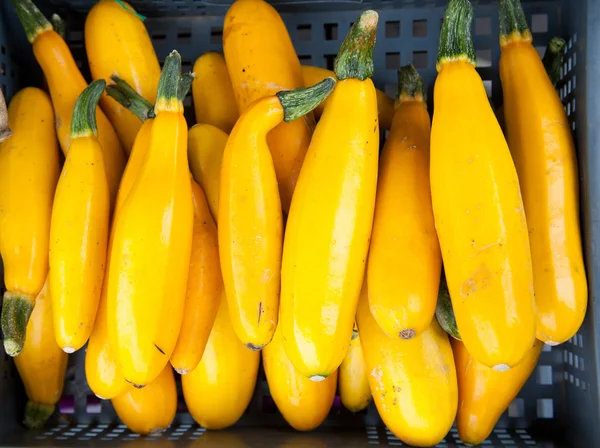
334,10,378,81
1,292,35,357
24,402,55,429
436,0,477,71
155,50,183,113
277,77,336,122
397,63,426,102
70,79,106,138
499,0,532,46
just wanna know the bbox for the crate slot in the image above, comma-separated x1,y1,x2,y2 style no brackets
412,19,427,37
324,23,338,41
476,17,491,35
385,20,400,38
413,50,428,69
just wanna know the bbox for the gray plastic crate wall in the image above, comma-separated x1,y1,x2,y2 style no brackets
0,0,599,447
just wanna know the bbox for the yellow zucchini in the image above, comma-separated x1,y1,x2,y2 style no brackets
281,12,379,379
339,325,371,412
367,64,441,340
499,0,587,345
430,0,536,369
49,80,110,353
0,87,59,356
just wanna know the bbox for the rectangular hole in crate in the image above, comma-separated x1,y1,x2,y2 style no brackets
531,14,548,33
537,398,553,418
1,45,5,55
413,51,428,69
324,23,338,41
386,52,400,70
476,49,492,68
297,24,312,41
152,31,167,41
508,398,524,418
324,54,336,71
177,29,192,44
476,17,491,35
298,55,312,65
483,80,492,97
210,28,222,45
413,19,427,37
386,20,400,38
536,365,553,385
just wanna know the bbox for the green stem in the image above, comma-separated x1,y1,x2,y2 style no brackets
435,273,461,341
543,37,566,87
50,13,65,40
23,401,55,429
115,0,146,21
437,0,476,71
1,291,35,356
155,51,182,113
70,79,106,138
276,77,336,122
9,0,52,43
397,63,426,101
333,10,378,81
499,0,531,41
178,73,195,102
106,75,154,122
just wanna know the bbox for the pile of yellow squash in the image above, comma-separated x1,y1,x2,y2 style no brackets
0,0,585,445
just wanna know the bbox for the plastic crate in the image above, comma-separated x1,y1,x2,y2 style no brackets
0,0,596,446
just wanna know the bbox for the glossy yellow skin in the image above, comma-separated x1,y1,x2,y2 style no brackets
188,124,228,222
107,107,193,387
0,88,59,304
182,294,260,430
224,0,314,212
263,320,337,431
430,60,536,369
171,179,222,374
112,364,177,435
281,78,379,378
453,338,543,445
192,52,238,134
85,0,160,153
85,120,153,400
301,65,394,130
500,33,587,345
14,279,68,415
339,326,371,412
50,135,110,352
368,96,440,339
219,96,283,349
356,282,457,447
32,30,125,203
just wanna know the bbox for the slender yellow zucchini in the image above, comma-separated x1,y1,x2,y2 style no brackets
0,87,59,356
281,11,379,379
219,78,335,349
367,64,440,340
106,52,194,387
500,0,587,345
430,0,536,369
49,80,110,353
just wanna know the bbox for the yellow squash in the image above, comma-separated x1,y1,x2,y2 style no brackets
85,91,155,400
356,281,457,447
11,0,125,203
301,65,394,130
430,0,536,369
0,87,59,356
49,80,110,353
453,337,542,445
182,294,260,430
85,0,160,153
14,279,68,429
367,64,441,340
112,364,177,435
171,179,222,374
499,0,587,345
339,325,371,413
281,12,379,379
192,52,238,134
107,52,193,387
188,123,228,222
223,0,315,212
263,320,337,431
219,79,335,349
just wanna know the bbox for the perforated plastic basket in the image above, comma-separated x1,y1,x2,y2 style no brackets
0,0,598,446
